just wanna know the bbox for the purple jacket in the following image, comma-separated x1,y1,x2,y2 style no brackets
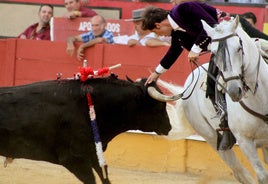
160,2,218,69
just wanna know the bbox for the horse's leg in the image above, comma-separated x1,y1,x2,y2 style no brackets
203,137,256,184
218,150,256,184
238,138,268,184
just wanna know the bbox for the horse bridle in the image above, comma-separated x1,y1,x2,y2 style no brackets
211,33,245,85
211,33,238,43
211,32,268,122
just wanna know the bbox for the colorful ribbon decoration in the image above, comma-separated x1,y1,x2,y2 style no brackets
78,60,121,82
80,60,121,179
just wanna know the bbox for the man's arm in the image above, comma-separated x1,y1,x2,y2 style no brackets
63,7,97,19
145,38,170,47
79,7,97,18
77,37,107,60
66,35,83,56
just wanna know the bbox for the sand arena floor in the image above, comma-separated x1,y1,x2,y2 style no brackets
0,157,240,184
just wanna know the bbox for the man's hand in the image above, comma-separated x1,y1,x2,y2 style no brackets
95,37,107,44
188,50,199,62
145,72,160,86
66,44,75,56
77,45,85,61
19,35,27,39
66,36,79,57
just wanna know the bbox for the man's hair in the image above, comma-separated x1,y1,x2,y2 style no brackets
141,6,169,31
39,4,54,12
241,12,257,24
91,15,106,24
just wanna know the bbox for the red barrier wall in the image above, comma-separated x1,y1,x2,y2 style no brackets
0,39,210,87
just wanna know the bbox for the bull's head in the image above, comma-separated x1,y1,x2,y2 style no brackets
126,77,172,135
147,86,182,102
128,76,181,102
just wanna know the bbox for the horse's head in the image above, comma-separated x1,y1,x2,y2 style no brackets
202,16,259,102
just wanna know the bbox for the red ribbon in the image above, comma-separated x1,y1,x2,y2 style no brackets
79,66,94,82
96,67,109,76
86,93,93,106
78,66,110,82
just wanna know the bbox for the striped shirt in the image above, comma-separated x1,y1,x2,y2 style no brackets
81,30,114,44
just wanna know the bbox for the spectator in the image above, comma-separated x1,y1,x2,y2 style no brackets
241,12,257,27
66,15,114,61
126,8,170,47
63,0,97,19
18,4,53,40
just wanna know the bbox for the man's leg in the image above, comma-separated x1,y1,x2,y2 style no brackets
206,56,236,150
216,91,236,150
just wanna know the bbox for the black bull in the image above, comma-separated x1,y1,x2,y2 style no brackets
0,76,171,184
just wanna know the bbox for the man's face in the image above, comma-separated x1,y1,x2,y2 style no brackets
133,20,143,34
151,20,172,36
91,17,105,36
65,0,80,12
38,5,53,24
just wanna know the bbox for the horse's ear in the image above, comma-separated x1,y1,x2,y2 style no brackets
201,19,215,37
233,15,240,29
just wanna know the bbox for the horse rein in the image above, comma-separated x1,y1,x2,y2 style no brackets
190,59,229,94
211,33,238,43
180,61,201,100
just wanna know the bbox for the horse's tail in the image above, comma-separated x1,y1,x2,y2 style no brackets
158,79,195,140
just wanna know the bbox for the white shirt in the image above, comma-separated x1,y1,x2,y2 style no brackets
127,32,157,46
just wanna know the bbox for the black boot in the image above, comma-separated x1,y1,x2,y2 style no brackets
208,94,236,150
217,116,236,150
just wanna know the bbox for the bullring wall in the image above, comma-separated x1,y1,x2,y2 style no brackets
0,38,210,86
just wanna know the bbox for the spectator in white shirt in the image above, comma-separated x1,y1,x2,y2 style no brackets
126,8,170,47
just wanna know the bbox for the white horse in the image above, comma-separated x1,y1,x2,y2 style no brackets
150,16,268,184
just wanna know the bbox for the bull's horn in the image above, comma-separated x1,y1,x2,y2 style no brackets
147,86,182,102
